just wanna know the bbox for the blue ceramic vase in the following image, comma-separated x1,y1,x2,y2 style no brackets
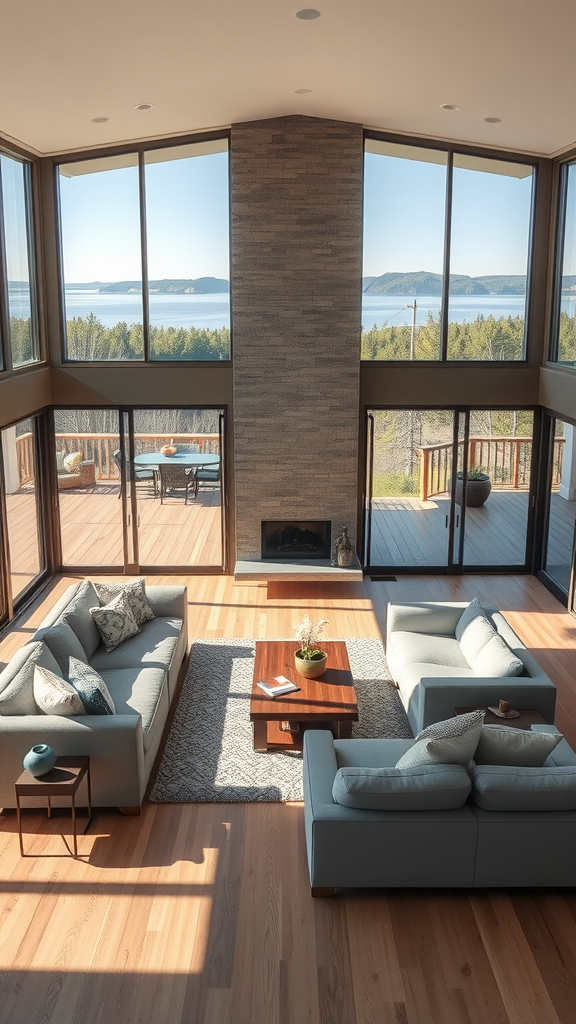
23,744,57,777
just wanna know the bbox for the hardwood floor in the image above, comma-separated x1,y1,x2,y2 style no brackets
1,573,576,1024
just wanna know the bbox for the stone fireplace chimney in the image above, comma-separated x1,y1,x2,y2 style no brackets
230,115,363,569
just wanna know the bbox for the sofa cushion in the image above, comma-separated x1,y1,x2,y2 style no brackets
472,633,524,677
97,666,168,752
90,616,182,672
90,591,140,652
35,620,88,676
470,764,576,811
475,724,563,766
332,763,472,810
68,657,115,714
457,607,497,667
63,451,82,473
33,664,86,716
58,579,101,660
455,597,489,639
94,578,155,627
0,642,63,716
395,710,485,769
390,631,469,670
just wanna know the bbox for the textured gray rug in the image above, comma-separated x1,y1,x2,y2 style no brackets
149,637,412,803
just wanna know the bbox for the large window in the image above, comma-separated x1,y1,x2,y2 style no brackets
1,418,45,613
551,162,576,367
362,139,534,362
58,138,230,362
0,152,40,370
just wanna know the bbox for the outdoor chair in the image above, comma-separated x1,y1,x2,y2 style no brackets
113,449,156,498
159,462,198,504
178,442,201,454
196,458,221,490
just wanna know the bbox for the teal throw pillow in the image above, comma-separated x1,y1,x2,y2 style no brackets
68,657,115,715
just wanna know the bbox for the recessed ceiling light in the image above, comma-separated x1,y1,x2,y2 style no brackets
135,103,153,111
295,88,312,94
91,116,110,123
296,9,321,19
441,103,460,111
484,116,502,123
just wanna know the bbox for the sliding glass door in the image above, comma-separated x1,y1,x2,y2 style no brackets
0,417,46,616
365,407,535,573
55,406,226,573
540,417,576,605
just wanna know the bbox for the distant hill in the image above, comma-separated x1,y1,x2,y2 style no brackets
97,277,229,294
363,271,527,295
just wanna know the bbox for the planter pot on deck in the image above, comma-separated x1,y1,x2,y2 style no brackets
454,475,492,508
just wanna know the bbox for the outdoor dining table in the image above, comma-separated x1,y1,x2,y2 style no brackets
133,452,220,469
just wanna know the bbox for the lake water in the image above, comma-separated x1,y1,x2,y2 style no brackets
14,287,571,331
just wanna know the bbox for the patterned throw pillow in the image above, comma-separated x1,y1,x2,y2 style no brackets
33,664,86,716
68,657,115,714
63,451,82,473
395,710,485,769
94,578,155,626
89,590,140,652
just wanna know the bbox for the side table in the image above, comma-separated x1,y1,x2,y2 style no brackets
454,706,547,731
15,755,92,857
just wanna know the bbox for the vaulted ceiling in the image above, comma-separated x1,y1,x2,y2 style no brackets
1,0,575,157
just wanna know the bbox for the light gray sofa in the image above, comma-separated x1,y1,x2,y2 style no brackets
303,728,576,894
386,600,556,734
0,580,188,811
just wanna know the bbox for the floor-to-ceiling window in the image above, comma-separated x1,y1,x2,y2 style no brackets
0,417,45,615
0,149,41,371
365,408,536,572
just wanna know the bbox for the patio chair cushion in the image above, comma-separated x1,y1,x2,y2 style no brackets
63,451,83,473
68,657,116,715
56,450,66,472
89,591,141,653
33,664,86,716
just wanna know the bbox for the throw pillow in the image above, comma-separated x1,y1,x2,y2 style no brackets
89,590,140,652
33,664,86,716
332,763,471,810
455,597,489,641
472,633,524,677
68,657,115,714
63,451,82,473
55,450,66,472
0,641,62,716
456,600,498,668
37,620,88,676
474,724,563,766
94,578,155,626
395,709,485,769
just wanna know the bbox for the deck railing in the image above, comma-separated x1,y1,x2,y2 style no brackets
15,432,220,485
418,436,565,501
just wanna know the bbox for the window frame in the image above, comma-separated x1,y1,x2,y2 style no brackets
54,131,231,367
362,130,538,366
549,159,576,368
0,146,43,375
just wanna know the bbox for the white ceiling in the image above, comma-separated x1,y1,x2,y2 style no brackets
1,0,575,158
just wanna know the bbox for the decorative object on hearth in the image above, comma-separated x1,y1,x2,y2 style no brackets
294,616,329,678
22,743,57,778
160,438,177,456
335,525,354,567
454,468,492,507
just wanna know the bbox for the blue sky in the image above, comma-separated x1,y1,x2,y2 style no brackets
363,152,534,279
59,150,230,282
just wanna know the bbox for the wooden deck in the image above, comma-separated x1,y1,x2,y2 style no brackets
6,481,222,589
1,573,576,1024
368,489,576,569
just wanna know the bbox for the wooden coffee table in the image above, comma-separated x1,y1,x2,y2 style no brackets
250,640,358,751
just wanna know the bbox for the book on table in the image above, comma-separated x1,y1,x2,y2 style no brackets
257,675,300,698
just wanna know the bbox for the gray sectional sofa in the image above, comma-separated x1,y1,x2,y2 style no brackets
0,579,188,811
303,728,576,894
386,600,557,734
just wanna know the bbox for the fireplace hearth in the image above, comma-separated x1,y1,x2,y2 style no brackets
261,520,331,560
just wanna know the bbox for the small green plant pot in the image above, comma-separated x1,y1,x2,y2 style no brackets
294,650,328,679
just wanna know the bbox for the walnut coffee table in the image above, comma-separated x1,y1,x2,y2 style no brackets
250,640,358,752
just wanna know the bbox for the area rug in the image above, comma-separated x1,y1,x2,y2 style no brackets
149,638,412,803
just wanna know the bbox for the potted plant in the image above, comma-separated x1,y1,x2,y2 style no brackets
454,467,492,507
294,616,329,679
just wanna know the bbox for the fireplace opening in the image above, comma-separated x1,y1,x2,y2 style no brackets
261,520,331,560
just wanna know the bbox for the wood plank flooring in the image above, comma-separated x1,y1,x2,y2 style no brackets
1,573,576,1024
369,490,575,569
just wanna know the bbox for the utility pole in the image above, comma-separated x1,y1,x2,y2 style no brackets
407,299,417,359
